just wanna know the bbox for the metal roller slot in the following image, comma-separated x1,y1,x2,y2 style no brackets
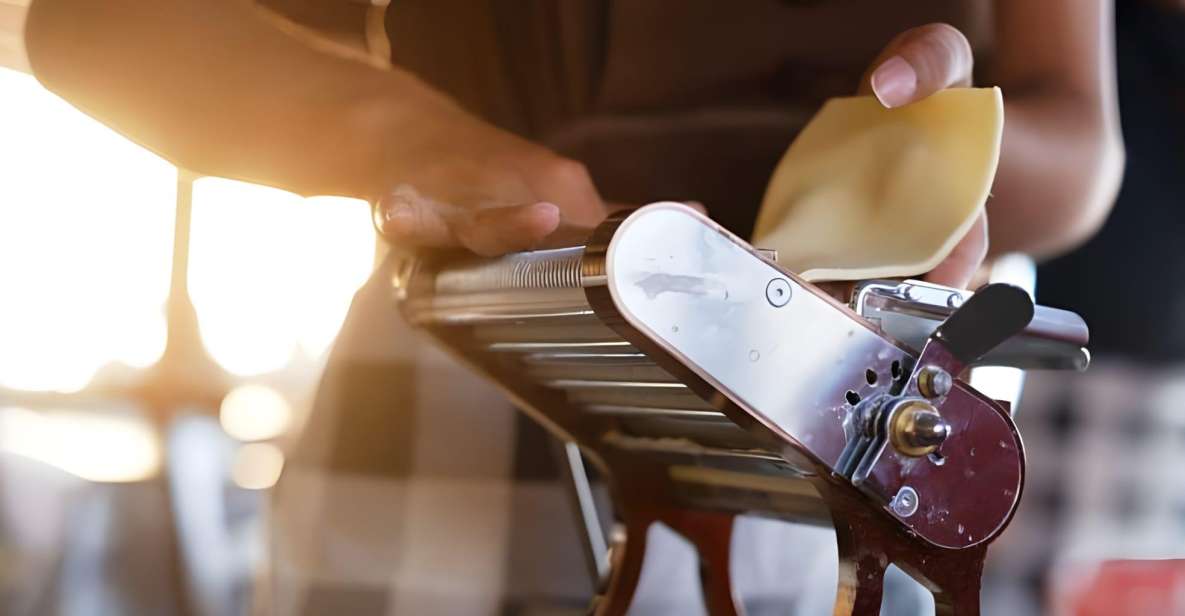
524,360,677,383
472,318,619,344
486,340,638,354
583,405,724,420
548,380,714,410
520,352,651,365
403,288,592,325
601,432,786,465
617,415,768,451
681,450,814,479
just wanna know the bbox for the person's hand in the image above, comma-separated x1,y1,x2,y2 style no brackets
371,93,606,256
859,23,988,289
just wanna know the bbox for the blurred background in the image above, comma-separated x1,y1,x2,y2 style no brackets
1,2,376,612
2,0,1185,615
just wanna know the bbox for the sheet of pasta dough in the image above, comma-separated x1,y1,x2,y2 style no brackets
752,87,1003,282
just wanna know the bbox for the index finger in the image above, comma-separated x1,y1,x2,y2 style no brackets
374,184,562,256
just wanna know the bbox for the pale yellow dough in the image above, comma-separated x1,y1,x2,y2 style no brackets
752,87,1004,282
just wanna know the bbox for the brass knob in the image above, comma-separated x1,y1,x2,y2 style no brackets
890,400,950,457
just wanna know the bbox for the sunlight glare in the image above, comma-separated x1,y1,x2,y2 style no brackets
188,179,374,376
0,68,175,393
230,442,285,490
0,406,162,482
0,68,375,390
219,383,293,442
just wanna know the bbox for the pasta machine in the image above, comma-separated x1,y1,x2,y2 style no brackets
390,202,1089,615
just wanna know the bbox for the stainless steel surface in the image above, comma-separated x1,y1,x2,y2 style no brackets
765,278,792,307
603,205,907,472
402,247,593,325
852,278,1090,371
434,246,586,293
583,405,724,420
475,319,622,343
547,379,715,410
486,340,635,353
599,204,1023,548
556,441,610,586
524,359,676,383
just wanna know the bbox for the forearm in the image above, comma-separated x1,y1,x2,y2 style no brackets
989,92,1124,258
24,0,440,199
986,0,1125,259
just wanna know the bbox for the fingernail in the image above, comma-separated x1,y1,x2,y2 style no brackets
871,55,917,108
529,202,562,233
379,202,415,234
531,202,560,220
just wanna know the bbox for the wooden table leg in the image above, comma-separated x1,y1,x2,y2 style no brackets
833,517,888,616
666,510,745,616
923,548,986,616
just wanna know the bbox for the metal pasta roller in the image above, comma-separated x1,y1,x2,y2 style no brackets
391,202,1090,615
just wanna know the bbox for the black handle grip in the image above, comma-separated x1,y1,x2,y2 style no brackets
933,283,1035,365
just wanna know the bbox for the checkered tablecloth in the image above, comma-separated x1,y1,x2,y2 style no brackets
983,361,1185,615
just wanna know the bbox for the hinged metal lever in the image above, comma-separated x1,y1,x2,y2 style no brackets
931,283,1036,367
851,278,1087,371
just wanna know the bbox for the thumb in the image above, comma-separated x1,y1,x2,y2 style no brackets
861,23,974,108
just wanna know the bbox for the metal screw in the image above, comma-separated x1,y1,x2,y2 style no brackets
917,365,952,399
892,486,919,517
947,293,964,308
766,278,792,307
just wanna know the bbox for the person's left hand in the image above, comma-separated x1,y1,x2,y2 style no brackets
858,23,988,289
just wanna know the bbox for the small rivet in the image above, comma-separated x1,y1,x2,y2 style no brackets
947,293,964,308
892,486,919,517
917,365,952,399
766,278,792,307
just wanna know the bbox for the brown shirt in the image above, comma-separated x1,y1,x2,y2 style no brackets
385,0,992,235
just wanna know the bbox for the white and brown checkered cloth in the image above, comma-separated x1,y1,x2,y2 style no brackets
982,360,1185,615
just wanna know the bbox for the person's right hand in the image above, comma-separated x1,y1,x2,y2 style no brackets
370,91,607,257
859,23,988,290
